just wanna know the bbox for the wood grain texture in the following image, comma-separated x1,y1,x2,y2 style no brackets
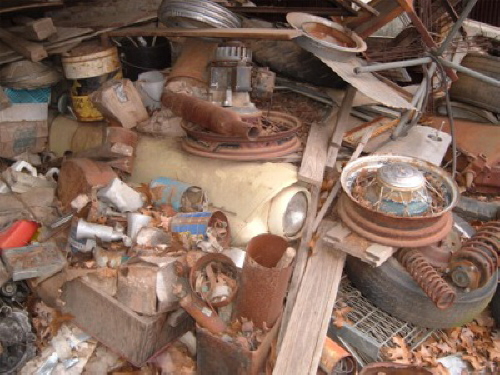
274,221,346,375
0,28,47,61
298,121,333,186
326,85,357,168
277,185,320,349
107,27,301,40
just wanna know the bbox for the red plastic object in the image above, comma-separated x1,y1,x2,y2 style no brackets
0,220,39,251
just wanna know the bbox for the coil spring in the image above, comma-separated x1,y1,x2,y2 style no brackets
396,248,457,309
449,221,500,289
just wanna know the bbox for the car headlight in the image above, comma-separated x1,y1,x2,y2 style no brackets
268,186,310,240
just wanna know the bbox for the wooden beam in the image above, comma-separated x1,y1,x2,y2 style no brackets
277,185,320,350
325,85,357,168
274,221,346,375
298,116,336,186
107,27,301,41
0,28,47,62
228,6,354,16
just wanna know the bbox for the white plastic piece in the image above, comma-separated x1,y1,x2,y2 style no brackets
135,71,165,110
127,213,152,241
97,178,144,212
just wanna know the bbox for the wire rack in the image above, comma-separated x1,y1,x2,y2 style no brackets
330,278,435,365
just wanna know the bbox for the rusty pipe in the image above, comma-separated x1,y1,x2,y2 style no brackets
162,91,261,140
179,293,227,335
320,338,357,375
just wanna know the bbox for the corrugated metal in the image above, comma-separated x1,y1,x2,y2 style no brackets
470,0,500,27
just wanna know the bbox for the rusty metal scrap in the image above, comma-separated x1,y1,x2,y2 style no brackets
396,248,457,310
235,234,293,329
449,221,500,290
189,253,238,308
162,91,261,140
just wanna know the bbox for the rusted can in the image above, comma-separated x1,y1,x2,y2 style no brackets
62,44,121,122
235,234,293,328
150,177,207,212
170,211,231,248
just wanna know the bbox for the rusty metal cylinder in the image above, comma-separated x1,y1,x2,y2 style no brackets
320,337,357,375
162,91,261,140
235,234,293,329
396,248,457,309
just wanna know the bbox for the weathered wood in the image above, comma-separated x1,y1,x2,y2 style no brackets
24,18,57,41
0,28,47,62
326,85,357,168
324,222,396,267
277,185,320,350
107,27,301,41
298,118,335,186
273,221,346,375
312,126,373,233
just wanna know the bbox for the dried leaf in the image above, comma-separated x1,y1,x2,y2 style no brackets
332,306,353,328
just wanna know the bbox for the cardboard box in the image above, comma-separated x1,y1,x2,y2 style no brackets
0,103,48,158
61,277,193,366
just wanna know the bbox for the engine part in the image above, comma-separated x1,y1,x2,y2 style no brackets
338,155,459,248
395,248,456,310
76,219,131,245
414,229,461,271
449,221,500,290
0,308,36,374
208,42,275,121
162,91,261,140
286,13,366,62
158,0,241,29
0,281,29,307
454,195,500,222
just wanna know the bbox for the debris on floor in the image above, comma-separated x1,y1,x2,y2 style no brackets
0,0,499,374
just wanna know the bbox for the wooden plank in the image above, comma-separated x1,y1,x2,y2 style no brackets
107,27,301,41
273,221,346,375
23,18,57,41
0,1,63,14
324,222,396,267
298,118,335,186
0,28,47,62
277,185,320,350
325,85,357,168
227,6,352,16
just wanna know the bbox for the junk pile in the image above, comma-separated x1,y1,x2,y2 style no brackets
0,0,500,373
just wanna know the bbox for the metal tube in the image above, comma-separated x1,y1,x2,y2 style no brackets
439,58,500,88
354,57,432,74
437,0,480,56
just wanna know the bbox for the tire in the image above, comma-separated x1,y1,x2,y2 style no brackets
449,53,500,113
242,18,346,89
491,287,500,327
346,255,498,328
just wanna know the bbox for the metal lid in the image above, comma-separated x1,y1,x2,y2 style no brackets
377,163,426,190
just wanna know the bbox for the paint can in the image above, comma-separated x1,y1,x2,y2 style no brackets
150,177,208,212
62,44,121,122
